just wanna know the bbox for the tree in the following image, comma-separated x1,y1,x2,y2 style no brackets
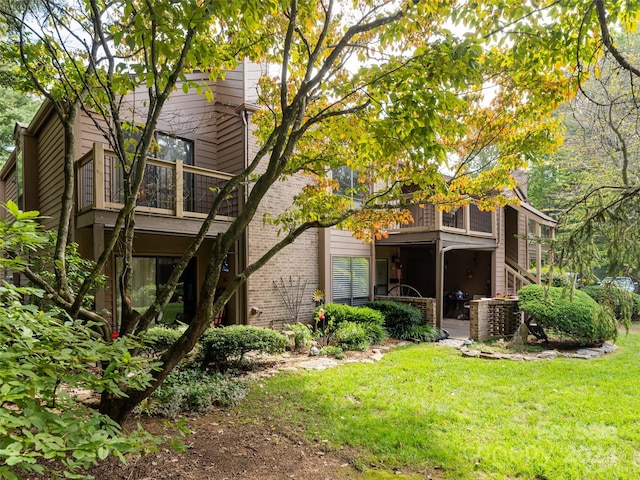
0,202,158,479
528,25,640,283
0,0,627,426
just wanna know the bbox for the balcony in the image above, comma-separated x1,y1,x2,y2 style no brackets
76,143,239,228
75,143,239,236
392,202,495,238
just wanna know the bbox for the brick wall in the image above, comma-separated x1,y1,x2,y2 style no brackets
245,126,319,329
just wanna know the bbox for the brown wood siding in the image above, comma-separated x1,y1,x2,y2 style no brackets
76,110,109,158
3,167,18,206
215,68,245,105
504,206,518,264
37,117,65,230
517,209,527,266
242,60,265,104
216,106,244,174
329,229,372,257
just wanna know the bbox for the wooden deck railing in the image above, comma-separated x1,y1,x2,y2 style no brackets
392,201,495,237
77,143,238,220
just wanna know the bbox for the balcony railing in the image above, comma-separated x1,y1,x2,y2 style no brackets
77,143,239,220
393,202,495,237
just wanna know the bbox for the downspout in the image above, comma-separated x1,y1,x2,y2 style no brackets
239,108,250,325
437,244,496,327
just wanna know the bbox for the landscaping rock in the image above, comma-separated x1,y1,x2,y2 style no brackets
460,347,481,357
573,349,602,359
537,351,558,360
297,358,338,370
439,339,466,348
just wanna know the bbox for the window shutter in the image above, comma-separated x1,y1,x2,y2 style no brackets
332,257,351,303
351,257,370,299
331,256,370,305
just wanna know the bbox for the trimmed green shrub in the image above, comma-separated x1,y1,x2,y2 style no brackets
581,285,640,321
315,303,385,329
283,322,313,350
144,325,185,353
335,321,370,351
145,368,247,418
313,303,386,350
365,300,422,339
517,285,618,344
200,325,288,369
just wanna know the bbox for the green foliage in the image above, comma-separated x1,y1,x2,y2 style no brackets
0,87,40,165
314,303,386,351
319,345,346,360
200,325,288,369
143,368,247,418
360,321,388,346
581,285,640,321
0,206,159,479
143,325,186,354
32,231,107,311
334,321,371,351
315,303,385,329
365,300,422,339
283,322,313,350
405,324,444,343
517,285,618,344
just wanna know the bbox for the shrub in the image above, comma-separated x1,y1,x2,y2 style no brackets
406,324,446,342
283,322,313,350
200,325,288,369
365,300,422,339
581,285,640,321
315,303,385,329
334,321,370,351
319,346,346,359
145,368,247,418
517,285,618,344
144,325,186,353
361,321,388,345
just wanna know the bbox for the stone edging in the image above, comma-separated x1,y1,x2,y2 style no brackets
437,338,618,361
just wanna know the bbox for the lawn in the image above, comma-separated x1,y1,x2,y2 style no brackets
243,333,640,479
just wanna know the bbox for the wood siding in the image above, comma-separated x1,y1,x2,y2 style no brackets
37,116,65,231
3,167,18,207
215,105,244,174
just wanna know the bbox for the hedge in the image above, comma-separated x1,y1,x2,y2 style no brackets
200,325,288,369
581,285,640,321
517,285,618,344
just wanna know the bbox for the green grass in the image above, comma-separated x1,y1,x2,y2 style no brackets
243,333,640,479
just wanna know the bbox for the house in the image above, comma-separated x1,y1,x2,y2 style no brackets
373,171,556,337
0,59,554,339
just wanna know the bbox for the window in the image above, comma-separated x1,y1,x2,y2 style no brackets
156,132,194,165
332,256,370,305
374,258,388,295
332,165,367,206
115,256,196,330
120,132,194,209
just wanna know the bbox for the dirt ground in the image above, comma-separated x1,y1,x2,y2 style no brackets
87,409,359,480
86,347,402,480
